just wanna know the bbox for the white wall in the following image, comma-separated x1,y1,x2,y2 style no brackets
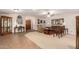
25,16,38,30
49,13,78,35
0,14,38,33
7,14,26,33
0,13,78,35
45,17,52,27
11,14,38,33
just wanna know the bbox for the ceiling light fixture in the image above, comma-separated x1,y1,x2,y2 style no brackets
47,14,50,17
41,10,55,17
13,9,23,12
13,9,19,12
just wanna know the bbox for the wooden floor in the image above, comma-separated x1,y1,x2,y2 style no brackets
0,33,40,49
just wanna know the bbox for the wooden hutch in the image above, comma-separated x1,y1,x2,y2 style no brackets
0,16,12,36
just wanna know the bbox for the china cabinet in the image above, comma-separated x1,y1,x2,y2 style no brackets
0,16,12,35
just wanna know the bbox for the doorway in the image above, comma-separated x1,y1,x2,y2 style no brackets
26,20,31,31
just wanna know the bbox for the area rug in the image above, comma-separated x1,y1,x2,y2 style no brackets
25,32,76,49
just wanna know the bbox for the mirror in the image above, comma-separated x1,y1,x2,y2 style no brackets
17,15,23,25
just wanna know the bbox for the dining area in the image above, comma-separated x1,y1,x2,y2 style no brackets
43,18,68,38
37,18,68,38
44,26,68,38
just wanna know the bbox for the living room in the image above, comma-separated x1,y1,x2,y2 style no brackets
0,9,77,49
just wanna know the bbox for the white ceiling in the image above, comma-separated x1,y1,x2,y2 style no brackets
0,9,79,17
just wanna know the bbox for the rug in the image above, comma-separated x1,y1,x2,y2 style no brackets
25,32,76,49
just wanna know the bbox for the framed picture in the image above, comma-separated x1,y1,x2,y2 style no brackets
40,20,42,23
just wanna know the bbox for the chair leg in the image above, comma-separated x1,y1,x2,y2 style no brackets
58,34,61,38
53,34,55,37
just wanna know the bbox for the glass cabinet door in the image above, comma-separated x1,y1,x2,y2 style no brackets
7,18,10,32
9,18,12,32
1,18,3,32
10,18,12,32
3,18,8,33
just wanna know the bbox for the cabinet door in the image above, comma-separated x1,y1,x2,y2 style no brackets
9,18,12,32
4,18,8,33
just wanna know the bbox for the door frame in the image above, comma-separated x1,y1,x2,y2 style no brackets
25,20,31,31
76,16,79,48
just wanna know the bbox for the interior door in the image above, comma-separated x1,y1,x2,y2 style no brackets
26,20,31,31
76,16,79,48
0,17,1,34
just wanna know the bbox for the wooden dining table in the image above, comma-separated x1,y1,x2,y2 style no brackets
44,26,68,37
44,27,56,35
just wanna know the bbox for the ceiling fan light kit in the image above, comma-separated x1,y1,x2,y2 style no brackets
47,14,50,17
13,9,23,12
41,10,55,17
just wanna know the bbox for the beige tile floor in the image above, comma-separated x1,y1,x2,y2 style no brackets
25,32,76,49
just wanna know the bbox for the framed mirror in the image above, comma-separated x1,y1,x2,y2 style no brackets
17,15,23,25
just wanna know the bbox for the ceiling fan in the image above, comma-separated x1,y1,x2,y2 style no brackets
46,11,54,17
13,9,23,12
41,11,55,17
